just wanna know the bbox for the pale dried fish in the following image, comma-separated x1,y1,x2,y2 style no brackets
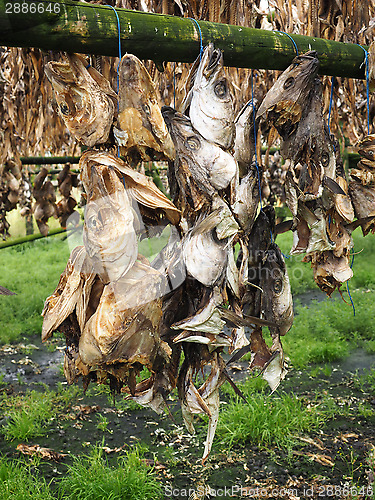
182,44,235,149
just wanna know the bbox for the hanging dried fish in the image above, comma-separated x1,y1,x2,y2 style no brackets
80,156,138,284
32,167,57,236
56,164,80,228
182,43,235,149
113,54,175,164
162,106,238,223
45,54,118,147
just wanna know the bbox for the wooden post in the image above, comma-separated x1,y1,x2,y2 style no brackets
0,0,368,79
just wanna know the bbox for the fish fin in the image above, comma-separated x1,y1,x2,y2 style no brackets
345,216,375,232
322,176,347,195
218,306,277,328
223,369,248,403
275,219,294,234
226,344,253,365
190,207,223,236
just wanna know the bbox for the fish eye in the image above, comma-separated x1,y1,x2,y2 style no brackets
214,81,227,98
283,77,295,90
274,278,283,295
185,136,201,151
142,104,151,115
321,151,330,167
59,103,70,115
87,216,98,229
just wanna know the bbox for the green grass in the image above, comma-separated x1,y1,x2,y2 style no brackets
0,236,71,343
216,376,339,450
0,445,163,500
1,385,81,441
0,456,54,500
284,289,375,368
57,445,163,500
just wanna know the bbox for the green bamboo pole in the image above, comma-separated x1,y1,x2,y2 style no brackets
0,227,68,249
21,156,80,165
0,0,368,78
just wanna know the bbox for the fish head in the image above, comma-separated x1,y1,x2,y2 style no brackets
45,54,117,146
261,243,293,336
357,134,375,163
82,160,137,283
116,54,175,162
256,51,319,138
45,60,90,121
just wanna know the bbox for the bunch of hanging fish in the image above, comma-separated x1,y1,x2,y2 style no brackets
43,47,296,463
256,50,375,296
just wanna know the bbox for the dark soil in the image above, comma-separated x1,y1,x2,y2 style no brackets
0,334,375,500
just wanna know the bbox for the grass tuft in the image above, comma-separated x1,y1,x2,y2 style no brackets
216,377,338,450
57,444,163,500
0,455,54,500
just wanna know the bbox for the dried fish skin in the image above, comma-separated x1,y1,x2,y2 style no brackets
334,176,355,223
113,54,175,163
306,251,353,296
231,164,260,233
80,151,180,229
256,51,319,139
233,100,256,177
79,260,167,367
80,157,138,284
211,195,239,240
171,287,225,335
185,44,235,149
41,246,92,342
260,243,294,337
162,107,237,198
348,181,375,235
45,54,117,147
182,210,228,287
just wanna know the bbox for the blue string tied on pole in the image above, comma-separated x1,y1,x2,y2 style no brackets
356,44,371,135
188,18,204,61
251,69,263,212
327,75,335,138
276,31,299,57
107,4,122,157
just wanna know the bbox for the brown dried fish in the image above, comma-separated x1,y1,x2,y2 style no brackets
349,181,375,235
233,100,256,177
56,164,80,228
113,54,175,164
256,51,319,140
45,54,117,147
32,167,57,236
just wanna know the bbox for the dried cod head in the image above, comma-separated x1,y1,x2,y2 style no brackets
113,54,175,164
45,54,117,147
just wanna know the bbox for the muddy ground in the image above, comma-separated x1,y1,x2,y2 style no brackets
0,330,375,500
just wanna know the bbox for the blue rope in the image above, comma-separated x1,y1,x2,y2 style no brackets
276,31,299,56
107,4,122,157
357,44,370,135
346,254,355,317
173,62,176,109
327,76,335,136
188,18,204,60
251,70,263,211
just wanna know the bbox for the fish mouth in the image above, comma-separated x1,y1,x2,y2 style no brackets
204,46,223,78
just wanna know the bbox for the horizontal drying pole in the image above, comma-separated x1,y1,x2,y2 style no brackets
0,0,369,79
